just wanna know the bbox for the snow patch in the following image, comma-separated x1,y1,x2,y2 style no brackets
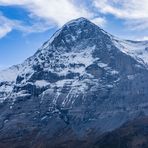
113,39,148,66
0,65,20,82
35,80,49,87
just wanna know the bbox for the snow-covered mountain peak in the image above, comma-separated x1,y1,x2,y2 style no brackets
41,17,110,52
1,18,148,87
2,18,148,146
64,17,90,26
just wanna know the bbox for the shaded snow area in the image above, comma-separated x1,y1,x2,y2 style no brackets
39,78,99,108
52,46,97,76
18,44,97,81
0,82,13,102
35,80,49,87
113,39,148,66
0,65,20,82
0,66,20,102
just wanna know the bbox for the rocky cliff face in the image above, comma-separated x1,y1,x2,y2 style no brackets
0,17,148,147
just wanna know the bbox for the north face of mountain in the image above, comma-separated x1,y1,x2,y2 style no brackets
0,17,148,147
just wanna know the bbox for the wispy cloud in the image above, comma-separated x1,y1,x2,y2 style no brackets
0,14,18,38
0,25,11,38
0,0,106,38
93,0,148,30
0,64,8,70
91,17,106,27
0,13,53,38
135,36,148,41
0,0,90,24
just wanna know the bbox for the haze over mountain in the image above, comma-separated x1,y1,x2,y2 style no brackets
0,18,148,148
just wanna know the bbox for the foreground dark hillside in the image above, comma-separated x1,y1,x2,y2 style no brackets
1,117,148,148
94,117,148,148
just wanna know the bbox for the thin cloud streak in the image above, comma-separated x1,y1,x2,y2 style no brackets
0,0,106,38
93,0,148,30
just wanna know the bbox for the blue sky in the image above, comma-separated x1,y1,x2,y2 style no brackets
0,0,148,69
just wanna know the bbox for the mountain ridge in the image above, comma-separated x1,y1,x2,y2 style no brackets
1,17,148,83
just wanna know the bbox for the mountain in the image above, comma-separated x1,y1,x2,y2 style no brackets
1,17,148,148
